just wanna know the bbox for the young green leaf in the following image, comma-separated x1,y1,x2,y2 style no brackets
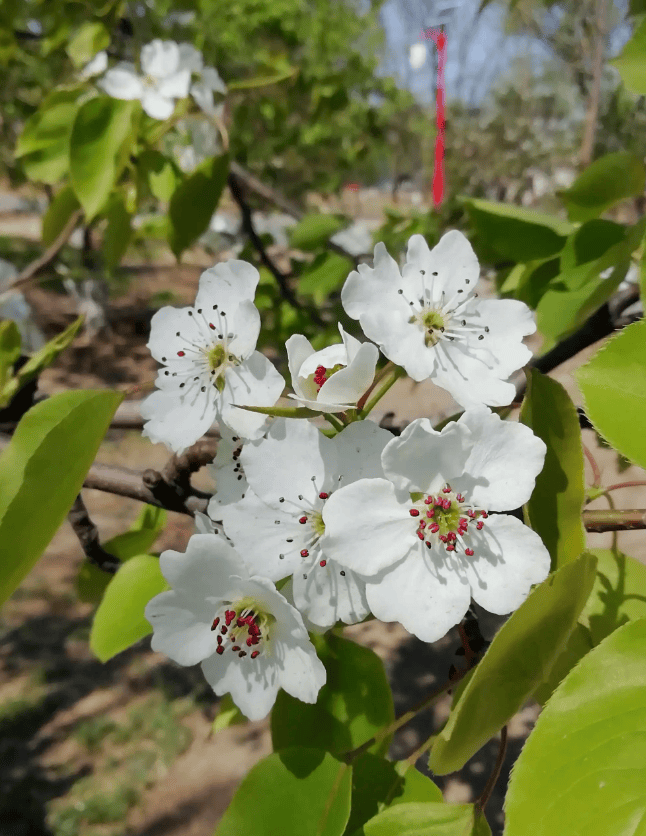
66,21,110,68
558,152,646,223
505,619,646,836
519,370,586,570
359,801,491,836
428,554,597,775
0,321,22,394
215,748,352,836
42,184,81,246
289,213,348,251
576,320,646,470
90,554,168,661
0,389,123,608
70,97,139,219
212,693,246,734
271,633,394,756
611,17,646,94
168,153,229,258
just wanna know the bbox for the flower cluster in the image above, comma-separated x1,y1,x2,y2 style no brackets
98,39,226,120
144,230,550,719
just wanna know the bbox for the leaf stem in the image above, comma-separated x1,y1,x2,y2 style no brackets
475,725,508,814
357,365,404,419
324,412,345,433
582,442,601,488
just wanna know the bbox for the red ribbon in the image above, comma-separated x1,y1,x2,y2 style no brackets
424,29,447,209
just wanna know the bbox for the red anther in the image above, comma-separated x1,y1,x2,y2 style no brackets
319,492,329,500
419,520,426,529
301,549,309,557
442,499,451,509
417,530,425,540
426,541,432,549
251,651,260,659
232,645,241,652
216,645,224,655
248,623,260,636
220,626,227,634
440,534,448,543
177,351,185,357
456,494,464,502
211,617,220,631
447,531,457,541
430,523,440,533
209,323,215,329
246,636,255,646
459,517,467,525
424,496,433,505
435,497,443,506
426,509,435,518
299,516,307,524
481,512,488,518
225,610,236,626
467,509,476,518
238,651,247,657
446,544,456,551
319,560,327,567
442,487,451,493
236,617,246,627
217,635,223,645
313,365,328,391
409,509,420,517
476,521,484,530
465,548,474,556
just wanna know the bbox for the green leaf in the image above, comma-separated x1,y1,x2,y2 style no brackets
576,320,646,470
0,321,22,393
360,802,490,836
298,252,353,305
42,185,81,246
137,150,180,202
346,755,442,836
0,390,123,608
76,504,167,604
288,213,348,251
580,549,646,646
70,97,139,219
272,633,394,756
236,403,322,419
215,747,352,836
16,87,83,184
428,554,598,775
168,153,229,258
559,152,646,223
90,554,167,661
103,193,132,267
463,198,572,263
66,21,110,67
611,17,646,94
212,693,246,733
519,370,586,570
532,622,593,706
0,316,85,409
228,66,298,90
505,619,646,836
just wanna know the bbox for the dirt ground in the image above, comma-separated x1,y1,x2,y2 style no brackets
1,201,645,836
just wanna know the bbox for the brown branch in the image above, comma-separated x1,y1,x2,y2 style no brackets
67,493,120,574
8,208,83,291
475,725,508,815
582,508,646,532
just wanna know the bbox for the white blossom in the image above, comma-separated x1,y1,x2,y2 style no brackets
80,50,108,80
207,426,248,511
176,43,227,117
285,324,379,413
216,418,393,630
341,231,536,408
145,533,326,720
99,39,191,120
321,408,550,642
141,259,284,453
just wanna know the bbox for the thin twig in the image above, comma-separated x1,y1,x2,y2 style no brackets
604,480,646,493
8,208,83,291
475,725,508,814
582,508,646,532
67,494,120,574
582,442,602,488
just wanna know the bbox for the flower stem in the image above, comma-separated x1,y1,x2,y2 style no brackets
356,361,394,412
323,412,345,433
475,726,508,814
357,365,404,420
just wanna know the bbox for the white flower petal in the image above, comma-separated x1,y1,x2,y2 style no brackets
156,68,191,99
473,298,535,378
341,241,402,320
285,333,315,401
201,66,227,94
146,590,219,665
146,305,196,362
99,64,144,100
141,39,180,79
158,534,246,600
298,343,347,380
366,551,471,642
333,420,393,483
178,43,203,74
207,429,247,510
218,490,303,580
461,513,550,614
274,632,327,705
226,299,261,360
220,351,285,439
381,418,470,495
80,50,108,80
141,389,218,453
141,90,176,120
457,408,547,510
196,260,260,310
317,340,378,407
194,511,217,535
292,560,370,630
402,231,479,304
431,341,519,408
321,477,416,575
201,650,280,721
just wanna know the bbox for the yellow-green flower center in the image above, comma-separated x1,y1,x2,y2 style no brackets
409,308,447,347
